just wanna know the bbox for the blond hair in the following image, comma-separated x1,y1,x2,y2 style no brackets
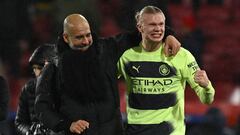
135,6,165,25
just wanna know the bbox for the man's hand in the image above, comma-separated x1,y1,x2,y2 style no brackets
164,35,181,56
70,120,89,134
194,70,209,88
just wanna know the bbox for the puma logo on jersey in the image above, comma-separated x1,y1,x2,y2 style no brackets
132,65,140,73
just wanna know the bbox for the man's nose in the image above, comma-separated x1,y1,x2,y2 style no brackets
154,25,162,31
82,37,89,44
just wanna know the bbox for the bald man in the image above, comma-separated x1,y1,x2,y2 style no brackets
35,14,180,135
62,14,93,52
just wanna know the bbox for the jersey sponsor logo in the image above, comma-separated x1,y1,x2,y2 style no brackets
125,61,176,78
132,78,172,86
132,86,165,93
131,78,173,93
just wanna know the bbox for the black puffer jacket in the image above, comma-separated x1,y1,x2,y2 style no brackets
15,79,37,134
0,76,9,121
35,32,140,135
35,29,174,135
15,44,58,135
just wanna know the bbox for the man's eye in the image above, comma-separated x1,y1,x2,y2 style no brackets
75,36,83,39
86,33,91,37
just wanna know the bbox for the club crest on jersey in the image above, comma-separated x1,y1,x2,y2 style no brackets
159,64,170,76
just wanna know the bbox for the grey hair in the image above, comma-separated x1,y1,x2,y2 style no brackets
135,6,165,25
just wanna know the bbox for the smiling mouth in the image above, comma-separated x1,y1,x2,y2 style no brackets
75,45,89,48
71,45,90,50
151,33,162,38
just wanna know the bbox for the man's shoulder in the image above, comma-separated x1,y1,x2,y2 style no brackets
127,46,141,53
22,78,36,92
177,47,194,57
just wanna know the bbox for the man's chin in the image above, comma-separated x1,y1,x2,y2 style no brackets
150,37,163,43
71,45,90,51
149,39,162,43
79,46,90,52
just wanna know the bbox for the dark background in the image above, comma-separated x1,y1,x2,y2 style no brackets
0,0,239,134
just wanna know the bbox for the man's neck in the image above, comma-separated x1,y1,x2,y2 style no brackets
142,40,162,52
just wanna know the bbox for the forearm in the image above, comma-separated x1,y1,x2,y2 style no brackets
195,82,215,104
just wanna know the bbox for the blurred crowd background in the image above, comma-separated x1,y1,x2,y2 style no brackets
0,0,240,134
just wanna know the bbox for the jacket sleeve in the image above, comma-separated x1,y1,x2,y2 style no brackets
35,63,71,132
164,25,176,41
101,26,176,63
0,76,9,121
15,81,32,134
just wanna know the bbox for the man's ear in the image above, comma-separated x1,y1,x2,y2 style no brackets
137,24,142,33
63,33,69,43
